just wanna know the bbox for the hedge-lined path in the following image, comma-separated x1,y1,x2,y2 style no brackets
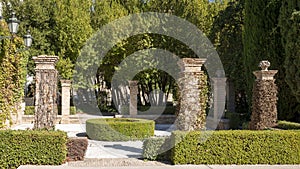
13,115,175,159
18,164,300,169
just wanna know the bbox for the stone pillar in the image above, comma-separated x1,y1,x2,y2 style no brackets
212,77,227,122
250,61,278,130
33,55,59,129
61,80,71,124
129,80,138,116
176,58,207,131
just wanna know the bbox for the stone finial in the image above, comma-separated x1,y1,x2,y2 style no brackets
259,60,270,71
254,61,277,80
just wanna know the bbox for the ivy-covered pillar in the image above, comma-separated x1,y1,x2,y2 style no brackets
33,55,59,129
250,61,278,130
129,80,138,116
176,58,207,131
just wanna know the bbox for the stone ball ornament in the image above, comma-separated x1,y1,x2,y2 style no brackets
259,60,271,71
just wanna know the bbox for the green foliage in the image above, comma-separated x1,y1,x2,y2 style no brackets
24,106,35,115
143,136,171,161
0,19,29,128
86,0,228,109
210,0,248,115
243,0,300,122
277,121,300,130
1,0,92,76
284,11,300,103
279,0,300,115
0,130,67,168
25,106,76,115
171,130,300,165
52,0,93,63
70,106,76,115
56,58,74,80
86,118,155,141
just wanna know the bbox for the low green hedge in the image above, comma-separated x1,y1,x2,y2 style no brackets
277,121,300,130
171,130,300,165
25,106,76,115
0,130,67,168
24,106,35,115
86,118,155,141
143,136,171,161
119,105,176,115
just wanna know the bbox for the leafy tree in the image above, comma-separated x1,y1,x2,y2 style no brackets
52,0,93,64
89,0,228,109
1,0,92,78
210,0,248,115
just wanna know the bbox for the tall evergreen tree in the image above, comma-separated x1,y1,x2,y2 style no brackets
244,0,299,122
279,0,300,122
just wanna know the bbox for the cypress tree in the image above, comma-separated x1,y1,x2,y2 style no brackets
244,0,299,122
279,0,300,122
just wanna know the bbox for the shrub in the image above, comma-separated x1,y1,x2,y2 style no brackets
0,130,67,169
171,130,300,165
277,121,300,130
24,106,35,115
25,106,76,115
143,136,171,161
70,106,76,115
86,118,155,141
66,137,88,161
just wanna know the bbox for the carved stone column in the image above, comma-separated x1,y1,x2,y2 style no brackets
250,61,278,130
129,80,138,116
33,55,59,129
60,80,71,124
176,58,207,131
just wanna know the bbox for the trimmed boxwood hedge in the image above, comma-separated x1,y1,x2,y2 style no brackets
143,136,171,161
276,121,300,130
0,130,67,169
25,106,76,115
171,130,300,165
86,118,155,141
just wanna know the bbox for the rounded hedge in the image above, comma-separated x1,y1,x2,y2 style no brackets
86,118,155,141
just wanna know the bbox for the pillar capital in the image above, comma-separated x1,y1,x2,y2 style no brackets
253,70,278,80
178,58,206,73
33,55,59,70
60,80,72,87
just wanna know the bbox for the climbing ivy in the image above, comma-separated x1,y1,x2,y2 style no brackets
0,20,28,128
